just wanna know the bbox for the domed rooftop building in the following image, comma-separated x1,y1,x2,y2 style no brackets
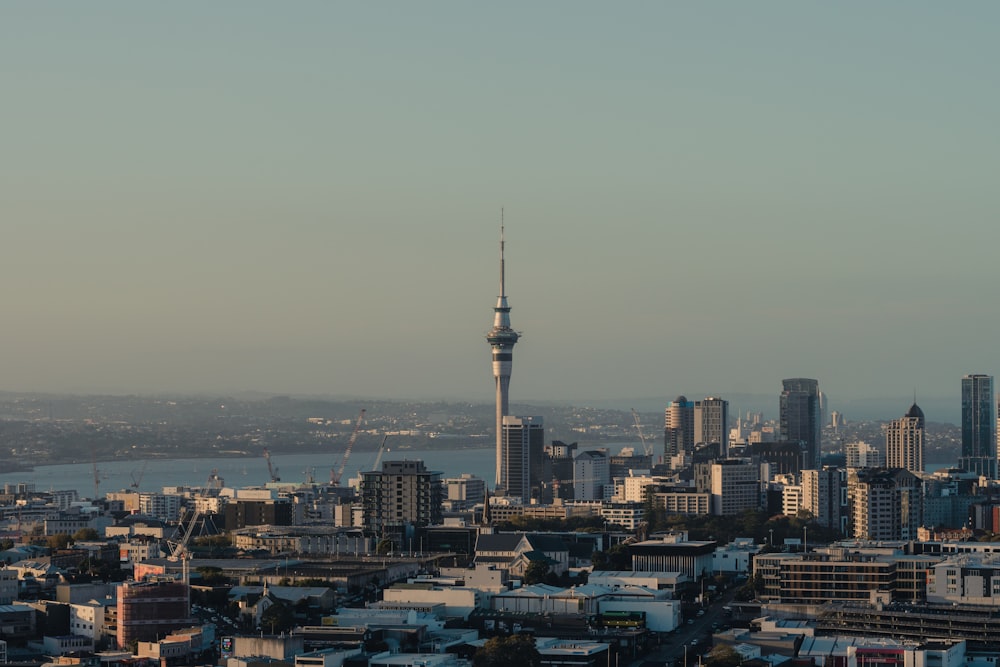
905,402,925,426
886,402,926,473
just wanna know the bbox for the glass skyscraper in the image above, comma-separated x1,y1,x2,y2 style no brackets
780,378,821,470
960,374,995,478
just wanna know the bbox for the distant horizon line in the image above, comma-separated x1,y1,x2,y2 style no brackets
0,385,964,416
0,386,963,400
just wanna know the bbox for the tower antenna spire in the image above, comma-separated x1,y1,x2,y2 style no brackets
500,208,505,297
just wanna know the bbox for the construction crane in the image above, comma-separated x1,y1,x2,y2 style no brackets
371,434,390,472
168,507,202,617
631,408,653,457
130,460,148,491
91,447,101,500
331,408,366,485
263,447,280,483
168,507,202,561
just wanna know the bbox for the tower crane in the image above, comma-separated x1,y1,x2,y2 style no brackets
168,507,202,561
130,460,148,491
263,447,280,483
371,434,389,472
631,408,653,458
168,507,202,617
331,408,366,485
91,447,101,500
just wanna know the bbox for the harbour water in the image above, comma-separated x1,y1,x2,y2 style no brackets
0,447,498,497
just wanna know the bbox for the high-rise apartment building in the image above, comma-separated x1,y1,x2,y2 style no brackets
486,224,520,489
848,468,921,541
780,378,821,469
801,467,844,530
664,396,695,459
500,416,544,502
694,397,729,458
886,403,925,473
961,374,995,478
359,460,443,548
708,459,760,516
573,450,609,501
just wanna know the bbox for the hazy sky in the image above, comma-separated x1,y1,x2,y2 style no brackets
2,3,999,413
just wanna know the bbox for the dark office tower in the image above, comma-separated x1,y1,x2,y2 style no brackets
486,223,520,489
664,396,695,459
695,397,729,458
500,416,544,502
886,403,925,473
780,378,820,469
960,374,995,478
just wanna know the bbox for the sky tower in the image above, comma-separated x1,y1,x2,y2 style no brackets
487,219,520,489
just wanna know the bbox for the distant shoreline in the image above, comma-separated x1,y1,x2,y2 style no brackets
14,441,499,472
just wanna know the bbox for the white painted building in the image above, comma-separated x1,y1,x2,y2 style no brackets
574,451,609,501
709,460,760,516
845,441,883,469
598,597,680,632
381,586,482,620
69,601,107,641
782,484,803,517
926,554,1000,605
587,571,688,595
712,538,759,575
619,475,658,503
600,501,645,530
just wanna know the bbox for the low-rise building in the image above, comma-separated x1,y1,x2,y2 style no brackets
629,532,716,579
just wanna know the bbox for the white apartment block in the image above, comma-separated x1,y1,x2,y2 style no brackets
801,468,844,530
620,475,658,503
845,441,883,469
926,554,1000,605
782,485,803,517
600,501,645,530
574,450,609,501
69,602,107,641
649,491,711,516
139,492,183,522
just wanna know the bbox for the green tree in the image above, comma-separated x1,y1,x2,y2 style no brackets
735,573,762,601
195,566,229,586
705,644,741,667
261,601,295,634
73,527,100,541
375,538,394,555
46,533,71,551
522,560,551,585
473,635,542,667
592,543,631,571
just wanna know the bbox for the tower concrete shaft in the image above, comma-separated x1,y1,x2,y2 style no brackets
487,223,520,489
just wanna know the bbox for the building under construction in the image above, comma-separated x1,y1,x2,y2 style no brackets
116,579,191,649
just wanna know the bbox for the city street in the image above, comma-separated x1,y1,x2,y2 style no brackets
631,586,739,667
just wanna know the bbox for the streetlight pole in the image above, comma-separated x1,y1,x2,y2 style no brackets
768,529,774,548
803,525,808,553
